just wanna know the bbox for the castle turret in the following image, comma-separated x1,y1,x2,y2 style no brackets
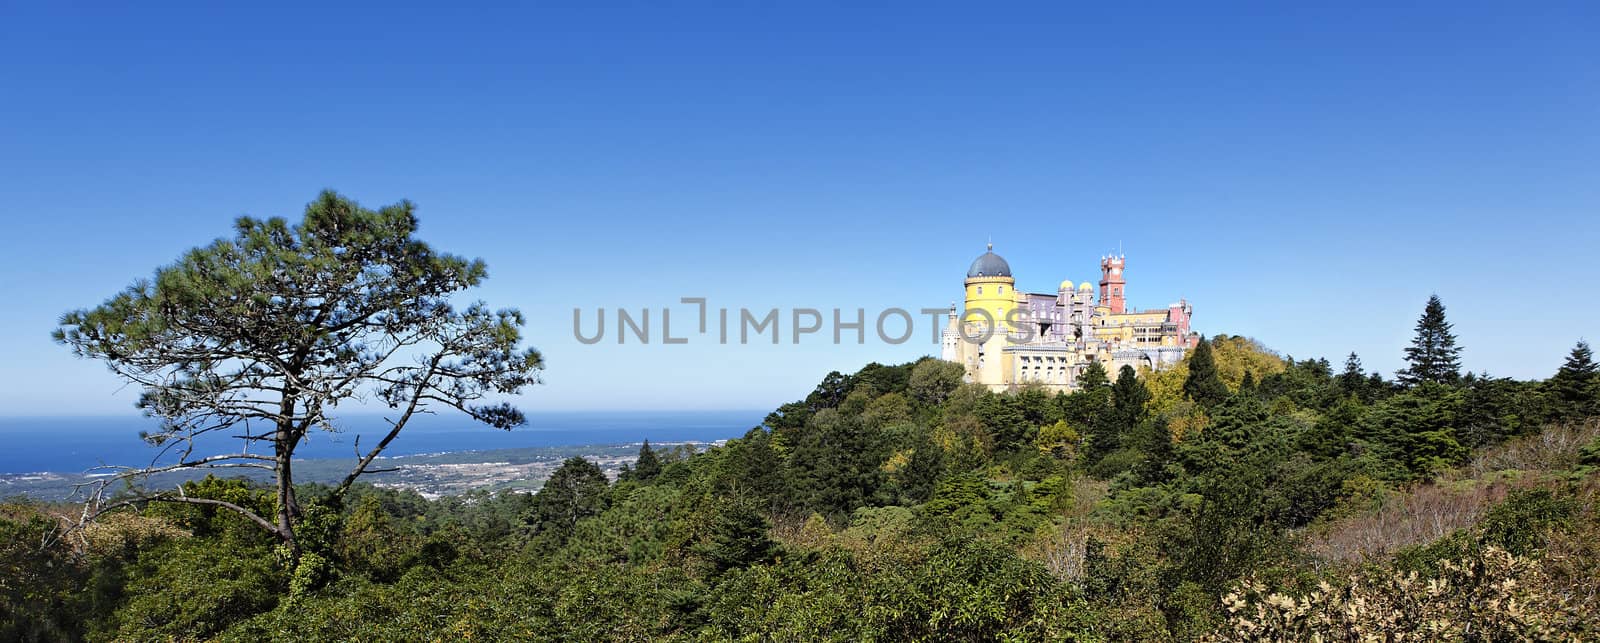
964,243,1017,330
1099,254,1126,314
961,244,1017,389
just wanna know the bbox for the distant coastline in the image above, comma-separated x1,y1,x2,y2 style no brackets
2,440,728,501
0,409,765,477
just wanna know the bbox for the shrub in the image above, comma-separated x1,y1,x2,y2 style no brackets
1209,547,1586,641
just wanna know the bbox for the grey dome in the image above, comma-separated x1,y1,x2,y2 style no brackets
967,245,1011,278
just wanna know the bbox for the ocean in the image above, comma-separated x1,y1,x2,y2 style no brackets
0,410,767,475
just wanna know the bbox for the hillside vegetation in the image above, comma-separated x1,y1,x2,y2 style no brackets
4,312,1600,640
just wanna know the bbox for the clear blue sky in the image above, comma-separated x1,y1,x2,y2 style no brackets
1,2,1596,416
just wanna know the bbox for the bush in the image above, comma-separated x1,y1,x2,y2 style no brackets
108,540,283,640
1210,547,1584,641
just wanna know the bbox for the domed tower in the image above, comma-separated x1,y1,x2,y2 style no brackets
1099,254,1126,314
964,243,1016,330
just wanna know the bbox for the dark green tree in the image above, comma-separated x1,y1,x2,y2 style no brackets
1112,366,1151,432
1338,352,1367,399
1549,340,1599,420
716,428,788,510
1301,396,1363,458
632,440,663,482
53,191,542,557
909,359,966,406
1398,295,1463,386
974,392,1029,450
805,371,854,411
531,457,611,542
897,430,946,504
1183,336,1229,408
788,409,882,518
695,500,777,575
1078,361,1110,390
1087,365,1149,463
1131,418,1176,486
1362,383,1466,478
853,361,913,397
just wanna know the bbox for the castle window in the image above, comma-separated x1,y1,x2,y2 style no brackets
999,286,1005,293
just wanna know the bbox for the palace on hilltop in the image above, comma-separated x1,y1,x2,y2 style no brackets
941,244,1198,392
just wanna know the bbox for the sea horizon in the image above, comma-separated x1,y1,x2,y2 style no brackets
0,409,768,475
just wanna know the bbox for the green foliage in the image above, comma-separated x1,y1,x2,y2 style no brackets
895,429,946,505
26,317,1600,640
1079,360,1110,390
1549,340,1600,421
1183,336,1229,408
700,538,1088,641
1398,294,1462,386
109,539,284,640
974,391,1030,451
624,439,663,482
1112,365,1151,420
1458,374,1549,448
1035,419,1081,460
693,500,777,575
53,190,543,554
789,408,886,518
909,358,966,405
529,457,610,545
1581,435,1600,468
1478,489,1577,557
1,504,91,641
1362,383,1467,478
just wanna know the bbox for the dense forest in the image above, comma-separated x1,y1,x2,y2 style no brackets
5,298,1599,640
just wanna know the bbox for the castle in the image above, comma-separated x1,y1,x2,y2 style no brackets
941,245,1198,392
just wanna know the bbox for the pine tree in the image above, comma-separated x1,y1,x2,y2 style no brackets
1131,418,1175,486
1550,340,1599,420
1078,361,1110,390
1338,352,1366,397
1183,336,1229,408
898,430,946,504
695,500,777,575
633,440,662,481
1398,295,1462,386
1111,365,1151,438
531,457,610,542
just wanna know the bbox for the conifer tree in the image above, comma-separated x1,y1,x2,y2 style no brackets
898,430,945,504
695,500,777,575
1078,361,1110,390
633,440,662,481
1338,352,1366,397
1111,365,1151,438
1550,340,1599,420
1131,418,1175,486
531,457,610,543
53,191,543,556
1183,336,1229,408
1398,295,1462,386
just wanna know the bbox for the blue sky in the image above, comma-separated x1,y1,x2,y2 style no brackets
1,2,1596,415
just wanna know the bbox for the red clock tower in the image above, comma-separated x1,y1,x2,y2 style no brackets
1099,255,1126,314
